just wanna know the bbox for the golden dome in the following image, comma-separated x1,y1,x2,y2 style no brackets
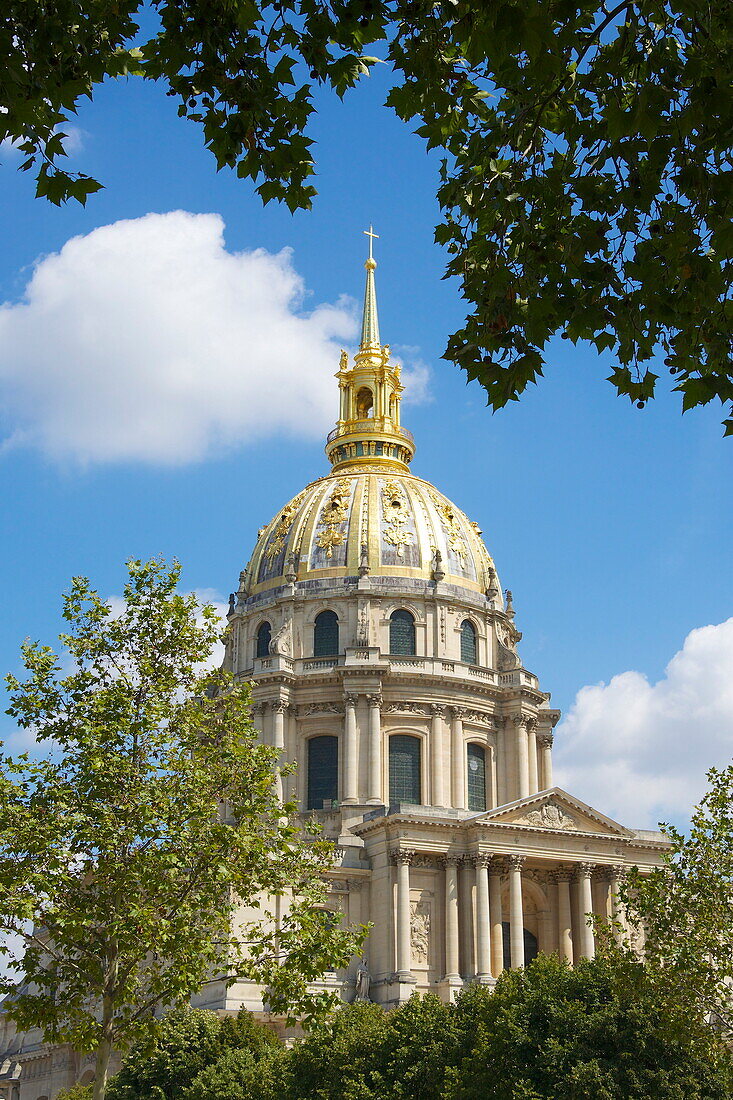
242,231,501,604
245,467,500,600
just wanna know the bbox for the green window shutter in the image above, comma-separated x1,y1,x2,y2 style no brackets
460,619,477,664
390,610,416,655
256,621,271,658
467,743,487,811
314,610,339,656
389,735,421,805
307,736,339,809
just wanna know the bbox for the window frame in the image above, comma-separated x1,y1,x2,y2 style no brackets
389,608,416,656
306,734,339,810
313,609,340,657
255,621,271,658
388,733,422,805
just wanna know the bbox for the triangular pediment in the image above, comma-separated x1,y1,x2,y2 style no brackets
472,788,634,837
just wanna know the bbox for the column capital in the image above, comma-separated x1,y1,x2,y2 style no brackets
366,692,382,707
552,868,574,884
472,853,493,870
271,700,289,714
391,848,415,866
512,713,537,732
576,861,596,878
439,853,463,868
430,703,447,717
344,692,359,708
537,732,554,748
506,854,526,872
250,702,265,716
448,705,468,721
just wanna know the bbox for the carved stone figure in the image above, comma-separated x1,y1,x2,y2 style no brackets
354,957,370,1001
269,617,292,656
519,801,577,830
410,900,431,965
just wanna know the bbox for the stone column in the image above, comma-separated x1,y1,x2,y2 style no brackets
527,718,539,795
285,704,297,802
251,702,265,742
442,855,461,981
513,716,530,800
538,733,554,790
474,855,492,981
430,704,446,806
272,701,287,802
459,856,474,978
450,707,466,809
392,850,415,981
554,870,573,961
366,692,382,804
347,878,363,929
507,855,525,968
489,859,504,977
577,863,596,959
343,693,359,804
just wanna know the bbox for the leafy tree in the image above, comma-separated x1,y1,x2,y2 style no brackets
3,1,732,427
106,1006,282,1100
180,1046,284,1100
446,951,732,1100
57,1086,94,1100
0,559,360,1100
622,763,733,1034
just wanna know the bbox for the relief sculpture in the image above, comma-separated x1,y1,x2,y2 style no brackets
410,899,431,966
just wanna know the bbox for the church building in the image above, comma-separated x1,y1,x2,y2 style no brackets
0,235,669,1097
214,234,668,1014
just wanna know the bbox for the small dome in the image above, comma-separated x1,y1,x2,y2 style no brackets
245,467,500,601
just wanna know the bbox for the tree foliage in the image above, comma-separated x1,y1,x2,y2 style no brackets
3,0,732,427
622,763,733,1034
105,1006,283,1100
0,559,360,1100
218,955,731,1100
446,951,731,1100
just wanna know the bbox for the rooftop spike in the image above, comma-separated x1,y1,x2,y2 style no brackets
360,225,381,349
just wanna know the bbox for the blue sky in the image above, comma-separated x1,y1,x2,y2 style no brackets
1,61,731,829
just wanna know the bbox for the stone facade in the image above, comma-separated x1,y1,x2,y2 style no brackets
0,242,669,1097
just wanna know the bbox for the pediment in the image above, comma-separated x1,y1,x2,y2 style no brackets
473,788,634,837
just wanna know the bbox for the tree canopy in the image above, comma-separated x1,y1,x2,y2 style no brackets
621,763,733,1034
3,0,732,429
0,559,360,1100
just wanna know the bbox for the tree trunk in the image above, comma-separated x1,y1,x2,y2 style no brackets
93,949,117,1100
92,1028,112,1100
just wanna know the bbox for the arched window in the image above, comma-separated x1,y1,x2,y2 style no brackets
467,743,487,812
314,610,339,657
356,386,374,418
389,735,421,805
460,619,477,664
256,621,271,658
502,923,538,970
307,735,339,810
390,609,416,655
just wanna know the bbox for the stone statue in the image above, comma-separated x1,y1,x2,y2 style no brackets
269,617,292,656
359,542,370,577
432,548,445,582
354,957,370,1001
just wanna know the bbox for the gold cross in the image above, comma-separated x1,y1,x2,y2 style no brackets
363,224,379,260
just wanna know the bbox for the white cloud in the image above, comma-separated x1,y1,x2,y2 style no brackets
0,211,363,464
1,123,85,159
554,618,733,829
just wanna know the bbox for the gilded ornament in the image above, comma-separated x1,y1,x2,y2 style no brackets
381,479,414,559
264,489,308,563
430,492,468,562
316,478,352,559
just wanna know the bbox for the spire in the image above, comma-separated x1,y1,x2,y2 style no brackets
324,230,415,473
360,225,380,349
